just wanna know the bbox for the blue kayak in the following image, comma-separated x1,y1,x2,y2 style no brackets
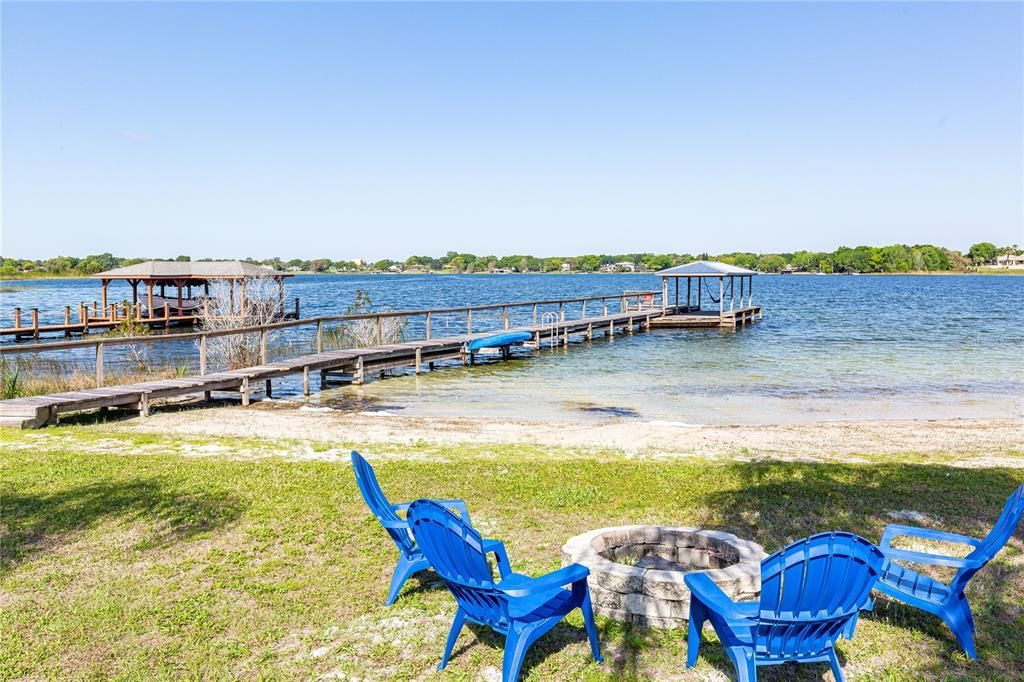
466,331,533,352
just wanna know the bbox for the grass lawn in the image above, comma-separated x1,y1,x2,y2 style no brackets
1,426,1022,680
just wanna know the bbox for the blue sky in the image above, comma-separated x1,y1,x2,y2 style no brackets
2,1,1021,261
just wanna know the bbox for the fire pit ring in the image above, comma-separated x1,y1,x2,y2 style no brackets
561,525,766,629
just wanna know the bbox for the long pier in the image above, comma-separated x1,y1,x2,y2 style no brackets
0,291,761,428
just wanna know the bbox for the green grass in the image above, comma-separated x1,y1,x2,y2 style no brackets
1,427,1022,680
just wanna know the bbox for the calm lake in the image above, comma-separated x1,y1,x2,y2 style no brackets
3,273,1022,424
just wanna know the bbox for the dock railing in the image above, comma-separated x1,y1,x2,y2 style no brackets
1,291,665,387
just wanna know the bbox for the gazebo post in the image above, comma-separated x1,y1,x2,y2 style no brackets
730,277,735,310
718,277,724,321
229,281,235,313
130,280,139,305
176,280,184,312
748,275,754,307
739,276,745,309
147,282,154,319
100,279,109,315
661,277,668,314
686,277,691,311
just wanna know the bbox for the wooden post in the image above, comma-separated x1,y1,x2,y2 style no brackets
147,283,154,319
139,392,149,418
608,320,614,338
131,280,139,305
355,356,364,385
602,299,608,316
558,302,564,321
199,335,207,375
581,300,587,319
265,379,272,398
303,366,310,396
426,311,432,340
81,304,89,334
316,319,323,352
294,297,300,319
532,304,538,325
719,277,724,321
375,316,383,344
240,376,250,406
730,277,735,310
163,303,170,328
628,317,634,334
92,301,98,317
586,323,593,340
64,306,71,325
95,342,104,387
31,309,39,339
260,329,268,364
502,306,508,329
415,347,422,375
686,277,692,310
674,278,679,310
101,280,108,313
13,308,20,329
467,309,473,335
662,277,668,313
620,296,626,313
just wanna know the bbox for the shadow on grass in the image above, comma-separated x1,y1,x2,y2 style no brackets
1,478,245,571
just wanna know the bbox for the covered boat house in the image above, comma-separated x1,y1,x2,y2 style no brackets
92,260,294,321
650,260,762,329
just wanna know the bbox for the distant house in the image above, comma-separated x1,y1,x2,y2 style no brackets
560,262,572,271
615,262,637,272
599,263,617,273
387,264,403,273
995,253,1024,267
405,264,429,272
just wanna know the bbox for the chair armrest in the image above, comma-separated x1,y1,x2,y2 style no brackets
482,539,512,579
880,546,982,569
379,517,409,530
685,573,750,622
880,524,981,550
498,563,589,598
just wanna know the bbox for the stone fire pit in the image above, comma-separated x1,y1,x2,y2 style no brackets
561,525,766,629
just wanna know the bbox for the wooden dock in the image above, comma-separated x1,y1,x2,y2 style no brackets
648,305,762,329
0,297,679,428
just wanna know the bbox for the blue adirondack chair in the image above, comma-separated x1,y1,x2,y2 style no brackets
686,532,886,682
351,450,508,605
874,482,1024,659
406,499,603,682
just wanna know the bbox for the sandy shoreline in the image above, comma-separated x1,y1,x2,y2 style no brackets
109,402,1024,466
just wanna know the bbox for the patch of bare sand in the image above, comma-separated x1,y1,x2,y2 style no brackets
109,403,1024,466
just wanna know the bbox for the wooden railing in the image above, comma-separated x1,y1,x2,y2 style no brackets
0,291,664,386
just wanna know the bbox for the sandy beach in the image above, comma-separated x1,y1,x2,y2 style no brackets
109,402,1024,466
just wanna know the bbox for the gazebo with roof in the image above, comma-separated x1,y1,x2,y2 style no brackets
92,260,292,319
653,260,760,328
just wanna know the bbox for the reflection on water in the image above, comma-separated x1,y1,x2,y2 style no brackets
3,273,1023,424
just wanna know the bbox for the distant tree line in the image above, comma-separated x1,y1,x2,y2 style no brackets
2,242,1019,278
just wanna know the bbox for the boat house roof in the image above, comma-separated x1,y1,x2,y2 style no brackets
656,260,757,277
92,260,290,282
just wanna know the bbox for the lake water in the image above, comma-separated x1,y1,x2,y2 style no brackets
2,273,1022,424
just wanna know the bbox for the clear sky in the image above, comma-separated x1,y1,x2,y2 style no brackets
2,1,1022,261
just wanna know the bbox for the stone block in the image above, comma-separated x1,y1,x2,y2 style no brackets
642,569,690,601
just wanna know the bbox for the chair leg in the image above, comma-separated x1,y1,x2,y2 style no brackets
503,630,531,682
438,608,466,671
827,647,845,682
385,554,419,606
725,646,757,682
579,588,604,664
944,601,977,660
686,597,707,668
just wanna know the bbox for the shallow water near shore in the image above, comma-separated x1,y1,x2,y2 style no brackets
4,273,1023,424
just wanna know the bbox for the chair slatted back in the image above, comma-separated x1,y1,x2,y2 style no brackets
758,532,885,659
955,483,1024,590
351,451,417,558
407,499,510,629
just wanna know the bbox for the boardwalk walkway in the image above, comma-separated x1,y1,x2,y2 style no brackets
0,308,663,428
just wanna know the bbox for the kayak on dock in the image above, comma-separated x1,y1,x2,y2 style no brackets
465,331,533,352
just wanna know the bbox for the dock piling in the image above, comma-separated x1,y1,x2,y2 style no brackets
95,343,104,387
